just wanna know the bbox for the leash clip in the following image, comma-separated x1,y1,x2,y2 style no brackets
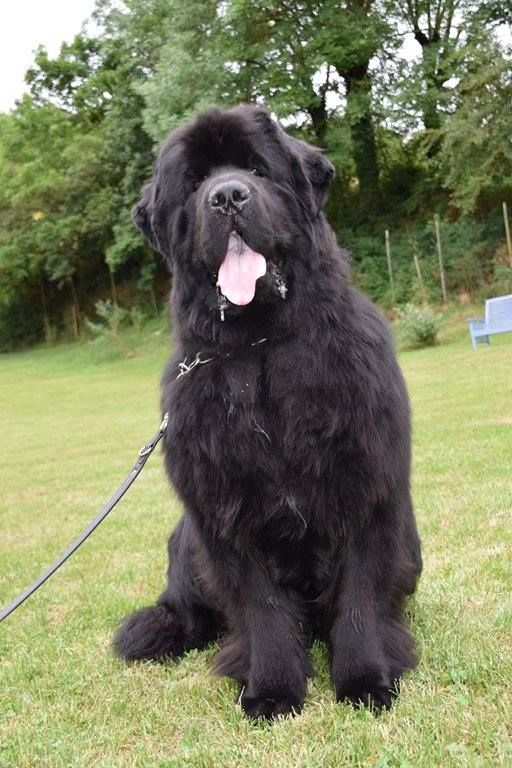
138,412,169,458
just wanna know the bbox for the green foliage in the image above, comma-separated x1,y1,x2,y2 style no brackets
397,303,441,348
140,0,228,142
86,298,129,337
345,214,501,309
486,240,512,297
439,38,512,214
0,0,511,349
85,299,131,361
0,291,44,351
84,299,154,361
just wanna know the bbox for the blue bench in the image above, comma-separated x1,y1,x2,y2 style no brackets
467,294,512,348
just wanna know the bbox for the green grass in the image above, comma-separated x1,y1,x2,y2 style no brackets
0,316,511,767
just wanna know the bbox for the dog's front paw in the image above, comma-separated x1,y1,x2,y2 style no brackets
334,665,395,711
240,687,304,720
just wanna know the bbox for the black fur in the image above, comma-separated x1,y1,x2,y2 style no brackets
114,105,422,719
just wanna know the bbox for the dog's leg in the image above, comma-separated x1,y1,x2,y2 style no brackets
404,499,423,592
328,504,418,710
113,514,221,662
213,555,311,720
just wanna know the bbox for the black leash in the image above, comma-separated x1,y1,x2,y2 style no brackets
0,412,169,624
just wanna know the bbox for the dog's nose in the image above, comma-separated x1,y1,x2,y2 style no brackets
209,180,251,213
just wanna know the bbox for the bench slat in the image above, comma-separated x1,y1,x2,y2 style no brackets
488,308,512,317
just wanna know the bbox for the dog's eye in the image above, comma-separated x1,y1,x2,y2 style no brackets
250,166,264,177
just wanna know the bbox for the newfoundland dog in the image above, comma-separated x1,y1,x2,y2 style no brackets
114,104,422,719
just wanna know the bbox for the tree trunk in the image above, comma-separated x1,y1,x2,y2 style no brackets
342,62,381,216
308,95,328,147
68,275,82,334
40,279,50,333
419,41,442,131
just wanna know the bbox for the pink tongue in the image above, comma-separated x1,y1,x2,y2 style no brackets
217,233,267,306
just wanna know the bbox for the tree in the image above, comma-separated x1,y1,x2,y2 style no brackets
140,0,229,142
23,1,173,306
1,0,511,348
385,1,507,132
439,37,512,214
226,0,387,214
320,1,388,213
140,0,389,218
392,1,464,131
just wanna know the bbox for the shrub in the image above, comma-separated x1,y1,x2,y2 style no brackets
0,295,44,352
85,300,130,361
397,303,440,348
128,306,146,332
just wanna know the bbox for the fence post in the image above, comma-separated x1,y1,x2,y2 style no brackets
385,229,395,302
503,202,512,266
434,214,448,303
412,250,427,304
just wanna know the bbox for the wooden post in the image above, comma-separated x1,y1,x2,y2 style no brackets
385,229,395,302
503,202,512,266
413,251,427,304
434,214,448,303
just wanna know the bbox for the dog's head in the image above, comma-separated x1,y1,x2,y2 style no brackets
133,105,334,317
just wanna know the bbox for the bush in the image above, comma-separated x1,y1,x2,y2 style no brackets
397,303,440,348
0,295,44,352
85,299,131,361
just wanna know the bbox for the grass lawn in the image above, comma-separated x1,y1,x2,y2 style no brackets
0,316,511,767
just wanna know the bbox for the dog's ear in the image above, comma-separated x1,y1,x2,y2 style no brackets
285,135,335,215
132,181,158,251
248,108,334,213
132,178,169,258
302,148,335,213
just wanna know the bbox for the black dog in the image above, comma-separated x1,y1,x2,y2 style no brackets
114,105,422,719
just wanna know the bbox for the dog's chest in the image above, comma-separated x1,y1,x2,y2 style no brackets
171,347,336,470
170,349,288,473
222,355,262,410
217,353,277,453
165,346,350,544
